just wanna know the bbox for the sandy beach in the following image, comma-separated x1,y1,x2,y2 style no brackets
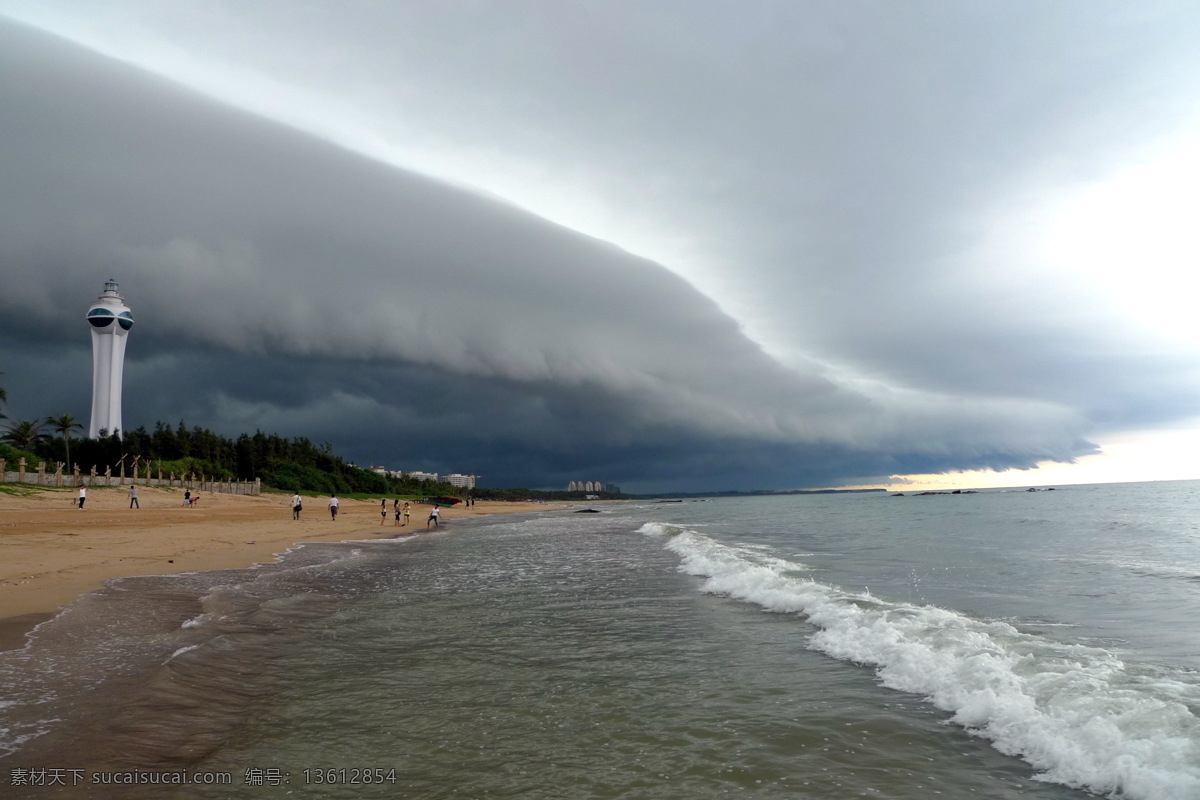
0,485,565,649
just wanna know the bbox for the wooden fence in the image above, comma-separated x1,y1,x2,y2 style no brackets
0,457,261,496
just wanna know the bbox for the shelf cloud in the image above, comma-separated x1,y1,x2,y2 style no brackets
2,5,1198,491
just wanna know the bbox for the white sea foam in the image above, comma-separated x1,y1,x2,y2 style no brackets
0,724,52,758
167,644,202,662
640,522,1200,800
181,613,212,629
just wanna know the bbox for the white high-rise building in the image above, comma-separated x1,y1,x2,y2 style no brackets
85,279,134,438
444,473,476,490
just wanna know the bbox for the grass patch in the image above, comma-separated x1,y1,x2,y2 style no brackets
0,484,61,497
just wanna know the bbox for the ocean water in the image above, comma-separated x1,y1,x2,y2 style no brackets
1,481,1198,799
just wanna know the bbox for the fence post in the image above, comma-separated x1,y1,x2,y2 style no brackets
18,458,26,484
37,462,46,486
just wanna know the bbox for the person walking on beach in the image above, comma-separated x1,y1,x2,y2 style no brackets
427,505,440,529
402,502,411,526
77,485,86,509
394,499,402,527
329,494,340,521
128,485,139,509
380,497,388,526
292,493,303,520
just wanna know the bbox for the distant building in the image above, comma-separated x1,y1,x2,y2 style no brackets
369,469,479,487
568,480,617,494
444,473,476,490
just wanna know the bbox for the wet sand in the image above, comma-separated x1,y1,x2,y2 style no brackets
0,485,565,648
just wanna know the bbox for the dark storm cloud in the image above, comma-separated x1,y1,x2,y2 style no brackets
3,6,1196,490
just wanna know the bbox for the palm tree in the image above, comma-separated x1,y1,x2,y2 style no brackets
2,419,47,453
46,413,83,470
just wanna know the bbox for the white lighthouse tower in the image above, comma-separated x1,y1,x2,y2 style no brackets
86,279,134,438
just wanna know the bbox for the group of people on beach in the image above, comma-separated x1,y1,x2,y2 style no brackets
68,486,448,530
73,485,196,509
289,494,442,529
379,497,416,527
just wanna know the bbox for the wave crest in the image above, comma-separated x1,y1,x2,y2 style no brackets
650,522,1200,800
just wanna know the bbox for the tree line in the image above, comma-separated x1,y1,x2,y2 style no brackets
1,412,461,497
0,376,618,499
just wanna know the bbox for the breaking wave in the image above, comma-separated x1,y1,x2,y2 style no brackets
641,521,1200,800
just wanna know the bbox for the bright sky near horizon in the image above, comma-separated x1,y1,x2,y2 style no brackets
1,1,1199,492
876,423,1200,492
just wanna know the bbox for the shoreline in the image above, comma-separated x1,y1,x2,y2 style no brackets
0,485,569,649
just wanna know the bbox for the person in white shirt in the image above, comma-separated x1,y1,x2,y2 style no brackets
292,493,303,520
328,494,340,520
427,505,440,528
78,485,87,509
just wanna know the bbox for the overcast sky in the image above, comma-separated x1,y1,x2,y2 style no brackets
2,2,1199,492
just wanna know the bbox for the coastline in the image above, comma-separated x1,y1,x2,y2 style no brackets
0,485,568,648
